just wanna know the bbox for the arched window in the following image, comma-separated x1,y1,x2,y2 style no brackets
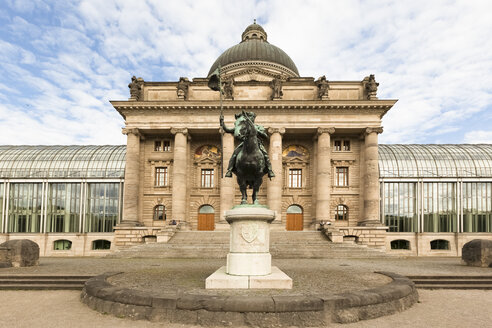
390,239,410,250
92,239,111,250
54,239,72,250
287,205,303,214
334,205,348,220
153,205,166,221
199,205,215,214
430,239,449,250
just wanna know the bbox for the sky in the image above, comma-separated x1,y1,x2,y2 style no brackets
0,0,491,146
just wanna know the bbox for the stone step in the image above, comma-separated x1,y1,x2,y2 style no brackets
0,274,93,290
414,284,492,290
407,275,492,290
0,284,84,290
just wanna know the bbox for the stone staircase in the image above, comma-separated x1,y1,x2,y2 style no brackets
0,274,93,290
408,275,492,290
108,231,388,259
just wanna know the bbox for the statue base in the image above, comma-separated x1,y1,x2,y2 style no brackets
205,206,292,289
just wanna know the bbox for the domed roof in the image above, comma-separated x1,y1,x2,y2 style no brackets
208,22,299,77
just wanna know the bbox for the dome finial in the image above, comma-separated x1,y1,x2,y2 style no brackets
241,21,267,42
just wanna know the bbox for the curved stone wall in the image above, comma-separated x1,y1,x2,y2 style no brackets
81,271,418,326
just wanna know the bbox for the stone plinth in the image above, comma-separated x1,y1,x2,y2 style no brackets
0,239,39,267
226,206,275,275
206,205,292,289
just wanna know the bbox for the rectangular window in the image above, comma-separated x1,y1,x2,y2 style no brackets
201,169,214,188
47,183,81,233
155,167,168,187
289,169,302,188
154,141,162,151
163,140,170,152
423,182,457,232
343,140,350,151
154,140,171,152
85,183,120,233
383,183,417,232
335,167,349,186
463,182,492,232
334,140,342,151
8,183,43,233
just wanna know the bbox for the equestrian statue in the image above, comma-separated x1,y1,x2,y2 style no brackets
220,111,275,205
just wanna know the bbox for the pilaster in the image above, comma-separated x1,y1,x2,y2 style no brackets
219,128,235,225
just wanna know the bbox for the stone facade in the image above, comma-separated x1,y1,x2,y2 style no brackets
111,23,396,250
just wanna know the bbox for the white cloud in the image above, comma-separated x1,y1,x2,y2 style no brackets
464,131,492,144
0,0,491,146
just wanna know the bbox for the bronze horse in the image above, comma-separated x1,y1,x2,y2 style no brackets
235,111,267,204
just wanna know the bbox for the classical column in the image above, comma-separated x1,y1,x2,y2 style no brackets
267,127,285,222
361,127,383,226
315,127,335,224
171,128,188,226
121,128,141,226
219,128,235,222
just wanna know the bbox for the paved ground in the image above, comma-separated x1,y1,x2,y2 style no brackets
0,289,491,328
1,257,491,327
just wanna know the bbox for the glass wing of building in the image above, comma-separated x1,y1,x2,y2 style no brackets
0,146,125,233
379,144,492,233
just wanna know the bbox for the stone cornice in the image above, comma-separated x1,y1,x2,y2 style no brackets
111,100,397,120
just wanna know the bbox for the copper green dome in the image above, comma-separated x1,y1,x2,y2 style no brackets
208,22,299,77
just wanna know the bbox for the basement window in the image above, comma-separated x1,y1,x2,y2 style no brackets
430,239,450,250
390,239,410,250
54,239,72,250
92,239,111,250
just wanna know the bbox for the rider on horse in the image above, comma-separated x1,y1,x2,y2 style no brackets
220,111,275,179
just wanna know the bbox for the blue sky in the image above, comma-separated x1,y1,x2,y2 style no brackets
0,0,491,145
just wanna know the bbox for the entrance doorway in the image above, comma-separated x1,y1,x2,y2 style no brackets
198,205,215,231
286,205,303,231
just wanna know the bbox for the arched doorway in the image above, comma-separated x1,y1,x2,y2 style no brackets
286,205,303,231
198,205,215,231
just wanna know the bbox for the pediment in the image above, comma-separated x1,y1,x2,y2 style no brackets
283,157,308,164
195,157,219,165
226,68,282,82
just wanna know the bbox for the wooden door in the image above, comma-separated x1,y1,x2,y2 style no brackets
286,213,303,231
198,213,215,231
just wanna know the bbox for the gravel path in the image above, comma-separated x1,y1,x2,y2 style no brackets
0,256,489,276
0,289,491,328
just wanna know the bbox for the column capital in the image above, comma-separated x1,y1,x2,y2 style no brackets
365,127,384,135
122,127,140,136
267,127,285,135
317,127,335,135
170,127,188,135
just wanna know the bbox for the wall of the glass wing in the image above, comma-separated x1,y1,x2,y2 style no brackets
383,183,417,232
423,183,457,232
46,183,81,232
463,182,492,232
85,183,120,232
0,183,3,231
8,183,43,233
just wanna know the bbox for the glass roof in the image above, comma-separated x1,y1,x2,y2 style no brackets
1,144,490,179
379,144,492,178
0,146,126,178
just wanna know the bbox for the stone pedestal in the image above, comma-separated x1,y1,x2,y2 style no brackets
206,206,292,289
